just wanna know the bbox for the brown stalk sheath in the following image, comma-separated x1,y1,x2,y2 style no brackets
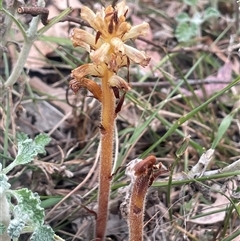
95,67,115,241
128,156,156,241
128,174,150,241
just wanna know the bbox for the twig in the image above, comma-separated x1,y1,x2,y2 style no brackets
130,79,236,88
138,36,239,55
163,151,240,182
3,0,45,88
17,6,49,25
3,4,71,88
17,6,89,27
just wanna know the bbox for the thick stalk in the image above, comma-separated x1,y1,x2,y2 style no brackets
128,175,149,241
96,67,115,241
128,156,157,241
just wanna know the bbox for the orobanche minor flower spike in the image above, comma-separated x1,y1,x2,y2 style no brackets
120,156,168,241
69,1,150,240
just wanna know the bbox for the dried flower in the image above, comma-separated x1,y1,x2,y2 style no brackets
70,0,150,98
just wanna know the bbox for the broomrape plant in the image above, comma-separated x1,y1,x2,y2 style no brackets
69,1,151,240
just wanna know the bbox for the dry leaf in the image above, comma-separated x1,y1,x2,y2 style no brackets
190,181,235,224
181,61,233,98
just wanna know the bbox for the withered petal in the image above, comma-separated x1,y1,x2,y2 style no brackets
115,0,129,18
108,75,131,92
80,6,96,26
72,63,104,79
111,37,125,53
115,22,131,38
69,78,102,102
122,22,149,41
124,44,150,67
90,43,110,64
71,28,97,51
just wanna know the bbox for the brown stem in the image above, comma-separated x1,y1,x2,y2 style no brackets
95,66,115,241
17,7,49,25
18,6,89,27
129,175,149,241
128,156,157,241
